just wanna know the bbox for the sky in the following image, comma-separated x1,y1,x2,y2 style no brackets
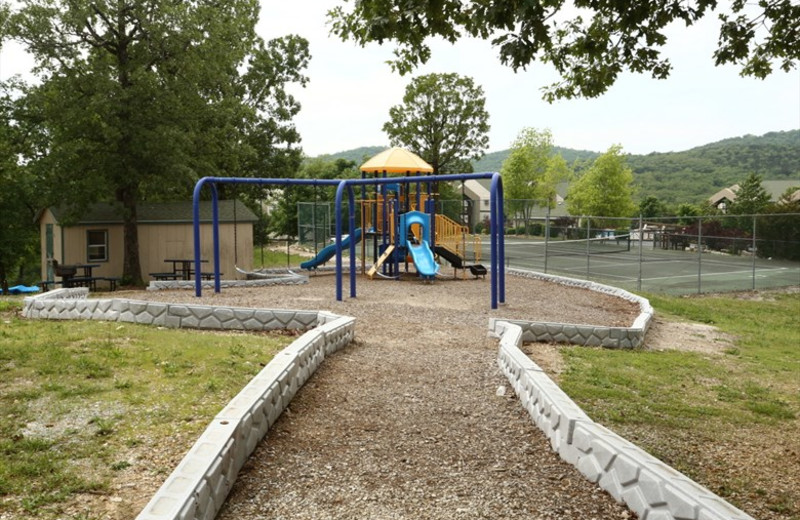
1,1,798,157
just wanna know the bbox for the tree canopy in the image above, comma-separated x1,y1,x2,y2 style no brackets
729,172,771,215
329,0,799,101
383,73,489,174
567,144,636,220
2,0,309,284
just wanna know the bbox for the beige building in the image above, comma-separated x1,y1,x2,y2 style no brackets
38,200,256,284
709,180,800,212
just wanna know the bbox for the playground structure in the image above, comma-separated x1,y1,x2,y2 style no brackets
299,148,485,281
191,149,506,308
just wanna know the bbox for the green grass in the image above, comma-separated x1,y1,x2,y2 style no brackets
0,309,292,519
561,292,799,426
558,290,800,517
252,247,310,268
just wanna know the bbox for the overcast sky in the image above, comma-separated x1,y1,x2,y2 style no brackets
2,1,798,157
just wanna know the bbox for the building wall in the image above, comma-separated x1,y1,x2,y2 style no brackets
40,210,253,283
138,222,252,281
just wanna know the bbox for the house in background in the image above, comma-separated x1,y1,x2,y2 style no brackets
38,200,257,284
709,180,800,212
456,179,571,231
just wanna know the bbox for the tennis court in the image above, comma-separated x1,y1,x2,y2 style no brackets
482,235,800,295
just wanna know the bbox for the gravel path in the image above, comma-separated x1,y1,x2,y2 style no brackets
141,272,639,519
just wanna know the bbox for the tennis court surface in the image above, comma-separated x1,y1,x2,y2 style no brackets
482,235,800,295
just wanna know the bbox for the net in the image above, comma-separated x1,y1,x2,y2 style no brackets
506,234,631,258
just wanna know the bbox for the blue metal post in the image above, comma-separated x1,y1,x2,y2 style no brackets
348,185,357,298
335,180,346,301
211,186,221,293
496,173,505,304
192,178,206,297
490,173,500,309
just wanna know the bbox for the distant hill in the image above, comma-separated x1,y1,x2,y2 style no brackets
626,130,800,205
473,146,600,172
314,130,799,205
316,146,388,165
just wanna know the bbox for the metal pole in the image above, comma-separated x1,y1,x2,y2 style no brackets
335,180,346,301
586,218,591,280
752,215,757,291
697,216,703,294
544,205,550,273
349,186,357,298
638,214,643,292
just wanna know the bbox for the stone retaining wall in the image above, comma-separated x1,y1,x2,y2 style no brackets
494,269,653,348
494,320,754,520
22,289,355,520
135,315,355,520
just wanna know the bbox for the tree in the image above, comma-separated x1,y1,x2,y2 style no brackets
267,158,360,241
638,196,669,219
729,172,771,215
329,0,799,101
0,83,40,293
4,0,309,285
566,145,636,223
383,73,489,174
501,128,571,233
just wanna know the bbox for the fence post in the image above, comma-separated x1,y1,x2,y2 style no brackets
586,217,591,280
697,216,703,294
638,214,643,292
544,205,551,273
752,215,757,291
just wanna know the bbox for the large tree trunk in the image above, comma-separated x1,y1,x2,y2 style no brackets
118,186,143,286
0,263,8,295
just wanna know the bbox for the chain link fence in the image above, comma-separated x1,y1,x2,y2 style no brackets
484,205,800,295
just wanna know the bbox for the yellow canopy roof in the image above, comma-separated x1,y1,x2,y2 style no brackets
360,147,434,175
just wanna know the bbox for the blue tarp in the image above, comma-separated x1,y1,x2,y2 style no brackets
0,285,41,295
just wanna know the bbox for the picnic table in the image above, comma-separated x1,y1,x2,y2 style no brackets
43,262,118,291
151,259,217,281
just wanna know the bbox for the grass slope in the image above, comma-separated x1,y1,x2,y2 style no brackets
559,290,800,519
0,300,292,519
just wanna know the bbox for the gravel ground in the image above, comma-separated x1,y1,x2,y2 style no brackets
141,272,639,519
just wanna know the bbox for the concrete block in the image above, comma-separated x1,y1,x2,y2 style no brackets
198,315,223,329
696,494,755,520
599,468,624,503
611,452,640,486
589,436,618,471
576,453,603,483
621,486,650,518
663,483,700,520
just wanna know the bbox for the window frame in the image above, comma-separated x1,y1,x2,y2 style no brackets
86,229,109,262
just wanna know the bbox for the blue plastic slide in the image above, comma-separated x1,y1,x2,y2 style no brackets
407,240,439,279
300,228,362,270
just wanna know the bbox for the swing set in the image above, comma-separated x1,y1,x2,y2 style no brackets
191,171,506,309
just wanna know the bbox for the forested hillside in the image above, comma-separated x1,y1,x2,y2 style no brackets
317,146,387,164
314,130,799,205
626,130,800,204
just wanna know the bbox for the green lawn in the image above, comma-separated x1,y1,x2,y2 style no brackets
0,299,291,519
252,247,310,269
559,290,800,519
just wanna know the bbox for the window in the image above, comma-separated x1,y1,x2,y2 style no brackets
87,230,108,262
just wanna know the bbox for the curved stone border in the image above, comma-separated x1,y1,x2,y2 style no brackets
22,289,355,520
493,321,754,520
489,268,653,348
147,272,309,291
22,274,750,520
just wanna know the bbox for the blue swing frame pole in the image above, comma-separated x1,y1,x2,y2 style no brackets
193,176,342,297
